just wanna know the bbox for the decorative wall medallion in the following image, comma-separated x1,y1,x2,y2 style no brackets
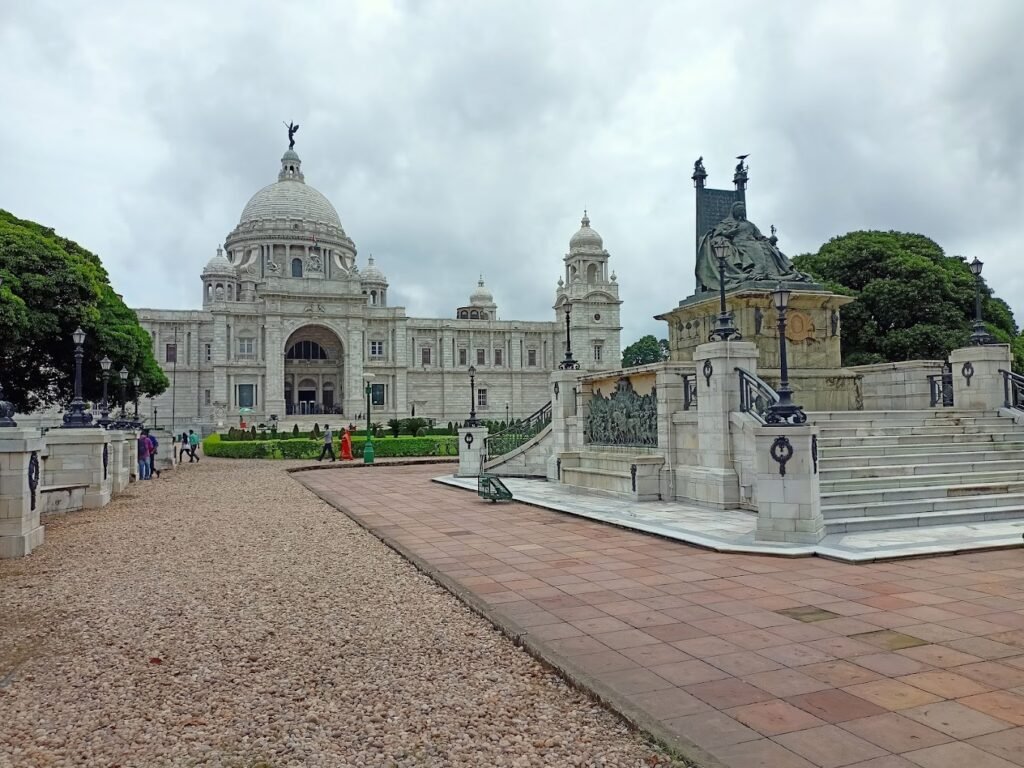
702,359,713,387
785,311,815,342
103,443,109,480
463,432,474,447
962,362,975,386
553,382,560,400
770,435,794,477
28,451,39,512
630,463,637,492
811,434,818,474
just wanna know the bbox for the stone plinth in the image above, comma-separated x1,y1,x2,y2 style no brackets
108,430,132,493
658,288,861,410
547,370,584,482
44,428,113,509
457,426,489,477
753,425,824,545
949,344,1011,412
0,428,46,558
150,428,177,471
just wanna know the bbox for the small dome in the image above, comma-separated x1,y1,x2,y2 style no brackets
203,246,236,275
569,210,603,252
470,275,494,306
360,255,387,285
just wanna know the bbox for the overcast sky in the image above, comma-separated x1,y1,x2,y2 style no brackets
2,0,1022,345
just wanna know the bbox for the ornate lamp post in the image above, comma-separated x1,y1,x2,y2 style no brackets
708,238,741,341
505,401,509,425
97,356,113,427
62,327,94,428
132,375,142,426
558,302,578,370
968,257,993,346
363,372,375,464
764,284,806,425
466,365,480,426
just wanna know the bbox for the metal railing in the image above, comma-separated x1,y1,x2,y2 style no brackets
483,401,552,461
736,367,781,424
682,373,698,411
1001,369,1024,412
927,366,954,407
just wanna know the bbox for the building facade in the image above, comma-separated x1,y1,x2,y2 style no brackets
135,144,622,430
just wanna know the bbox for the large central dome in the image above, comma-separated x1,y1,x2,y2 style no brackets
237,149,343,230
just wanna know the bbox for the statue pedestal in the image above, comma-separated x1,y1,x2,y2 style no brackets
657,288,861,411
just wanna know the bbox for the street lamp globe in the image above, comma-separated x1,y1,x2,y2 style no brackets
969,257,983,277
133,375,141,387
100,356,112,372
772,284,791,313
72,326,86,346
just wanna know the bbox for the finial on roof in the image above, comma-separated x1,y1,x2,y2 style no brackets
581,209,590,227
217,245,223,256
479,274,485,286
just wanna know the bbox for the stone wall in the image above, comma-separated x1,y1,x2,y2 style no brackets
846,360,945,411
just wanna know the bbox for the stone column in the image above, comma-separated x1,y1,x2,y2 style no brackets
949,344,1011,412
681,340,759,508
0,428,46,558
753,424,824,545
108,430,130,493
546,369,582,482
457,426,488,477
264,320,285,419
43,429,113,509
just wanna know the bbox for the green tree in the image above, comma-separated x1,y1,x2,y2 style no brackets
621,334,669,367
0,209,168,412
792,231,1024,369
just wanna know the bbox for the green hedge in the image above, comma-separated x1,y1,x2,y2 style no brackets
202,433,458,460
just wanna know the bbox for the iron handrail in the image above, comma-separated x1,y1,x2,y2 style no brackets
483,400,552,461
736,367,780,424
927,369,954,407
1000,369,1024,411
681,373,698,411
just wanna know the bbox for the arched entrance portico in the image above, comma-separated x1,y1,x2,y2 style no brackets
283,325,345,416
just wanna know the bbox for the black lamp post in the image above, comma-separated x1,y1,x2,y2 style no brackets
62,326,94,428
363,372,375,464
968,257,993,346
558,302,579,370
505,401,509,424
466,365,480,426
708,238,741,341
97,356,112,427
764,284,806,425
132,375,142,426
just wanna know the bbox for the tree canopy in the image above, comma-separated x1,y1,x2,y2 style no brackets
792,231,1024,369
0,209,168,413
621,334,669,367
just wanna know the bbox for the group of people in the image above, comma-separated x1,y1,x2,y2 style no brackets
136,429,161,480
317,424,354,462
177,430,201,463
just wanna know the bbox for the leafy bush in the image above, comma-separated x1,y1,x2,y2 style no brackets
387,418,401,438
401,417,428,436
202,433,458,459
415,426,427,437
292,424,300,436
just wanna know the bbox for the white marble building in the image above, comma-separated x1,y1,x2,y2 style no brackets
135,144,622,430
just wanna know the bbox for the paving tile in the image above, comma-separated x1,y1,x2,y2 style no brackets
785,689,887,723
545,634,610,656
730,699,828,736
662,710,761,748
840,713,953,753
685,678,774,709
968,727,1024,766
706,651,784,677
626,687,711,720
671,635,743,657
778,606,843,623
711,737,819,768
649,658,731,686
744,669,832,698
591,628,661,650
526,621,585,641
759,643,838,667
799,661,883,687
902,701,1013,740
896,644,982,668
569,615,634,634
842,758,919,768
899,624,972,644
618,642,693,667
958,692,1024,727
854,653,932,677
807,636,883,659
902,741,1019,768
600,666,677,695
896,671,991,699
953,661,1024,689
570,649,640,674
775,723,888,767
643,622,708,643
843,680,942,711
947,637,1021,660
852,630,929,651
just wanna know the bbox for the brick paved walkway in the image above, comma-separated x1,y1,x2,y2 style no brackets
299,466,1024,768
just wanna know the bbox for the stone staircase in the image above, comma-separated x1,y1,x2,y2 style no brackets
810,410,1024,534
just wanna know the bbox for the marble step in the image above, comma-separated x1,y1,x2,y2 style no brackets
821,462,1024,484
818,432,1024,448
822,480,1024,506
819,447,1024,467
822,490,1024,518
821,440,1024,459
825,506,1024,534
808,410,998,422
817,422,1009,438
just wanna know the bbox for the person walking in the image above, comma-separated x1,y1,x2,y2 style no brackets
188,429,200,462
179,432,189,463
318,424,336,462
146,430,161,479
137,431,151,480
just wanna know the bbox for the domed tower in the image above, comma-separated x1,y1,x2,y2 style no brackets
222,147,357,282
555,212,622,371
201,246,239,305
360,255,389,307
457,276,497,320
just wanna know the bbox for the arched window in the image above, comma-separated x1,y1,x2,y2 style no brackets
227,284,234,300
587,263,598,284
286,340,328,360
206,284,212,302
470,310,479,319
291,258,303,277
370,290,377,305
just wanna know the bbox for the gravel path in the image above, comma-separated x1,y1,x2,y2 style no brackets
0,459,686,767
